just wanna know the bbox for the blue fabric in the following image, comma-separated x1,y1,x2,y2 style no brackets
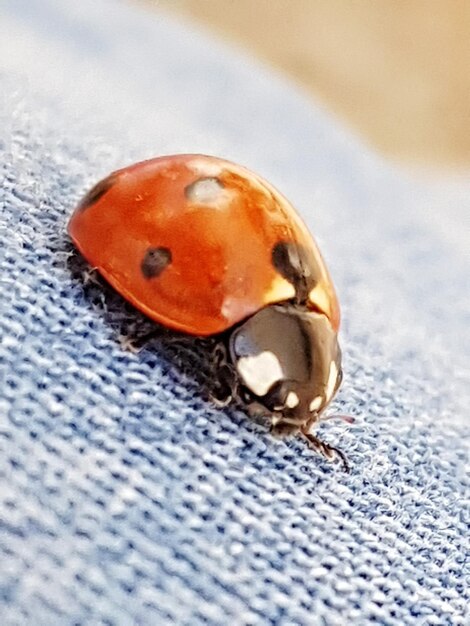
1,0,469,623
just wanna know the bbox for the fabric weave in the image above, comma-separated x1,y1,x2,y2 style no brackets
0,1,469,624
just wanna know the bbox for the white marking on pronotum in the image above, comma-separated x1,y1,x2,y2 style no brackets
236,350,284,397
309,395,323,413
325,361,338,403
286,391,300,409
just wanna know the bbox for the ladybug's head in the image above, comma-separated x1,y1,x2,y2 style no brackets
229,304,342,431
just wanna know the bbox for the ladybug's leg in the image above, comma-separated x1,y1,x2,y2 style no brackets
118,325,192,354
118,329,163,354
209,342,239,407
300,428,349,472
270,418,348,473
246,401,271,419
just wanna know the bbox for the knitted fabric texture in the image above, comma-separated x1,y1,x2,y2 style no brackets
0,1,469,624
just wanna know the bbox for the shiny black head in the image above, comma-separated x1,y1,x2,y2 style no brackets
229,304,342,427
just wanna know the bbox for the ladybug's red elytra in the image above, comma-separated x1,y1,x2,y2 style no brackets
69,154,350,467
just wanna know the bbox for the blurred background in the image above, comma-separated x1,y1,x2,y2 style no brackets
148,0,470,169
1,2,469,623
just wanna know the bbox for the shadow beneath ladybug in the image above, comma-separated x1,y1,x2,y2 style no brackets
65,243,256,423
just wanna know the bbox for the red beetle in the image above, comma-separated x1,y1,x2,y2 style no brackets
69,155,350,467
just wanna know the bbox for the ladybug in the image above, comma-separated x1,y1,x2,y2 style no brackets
69,155,350,467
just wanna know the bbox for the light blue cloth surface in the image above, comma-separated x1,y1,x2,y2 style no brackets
0,1,469,624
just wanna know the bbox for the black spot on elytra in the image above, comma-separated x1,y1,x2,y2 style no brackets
184,176,224,201
272,241,316,303
77,172,118,211
141,247,172,279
